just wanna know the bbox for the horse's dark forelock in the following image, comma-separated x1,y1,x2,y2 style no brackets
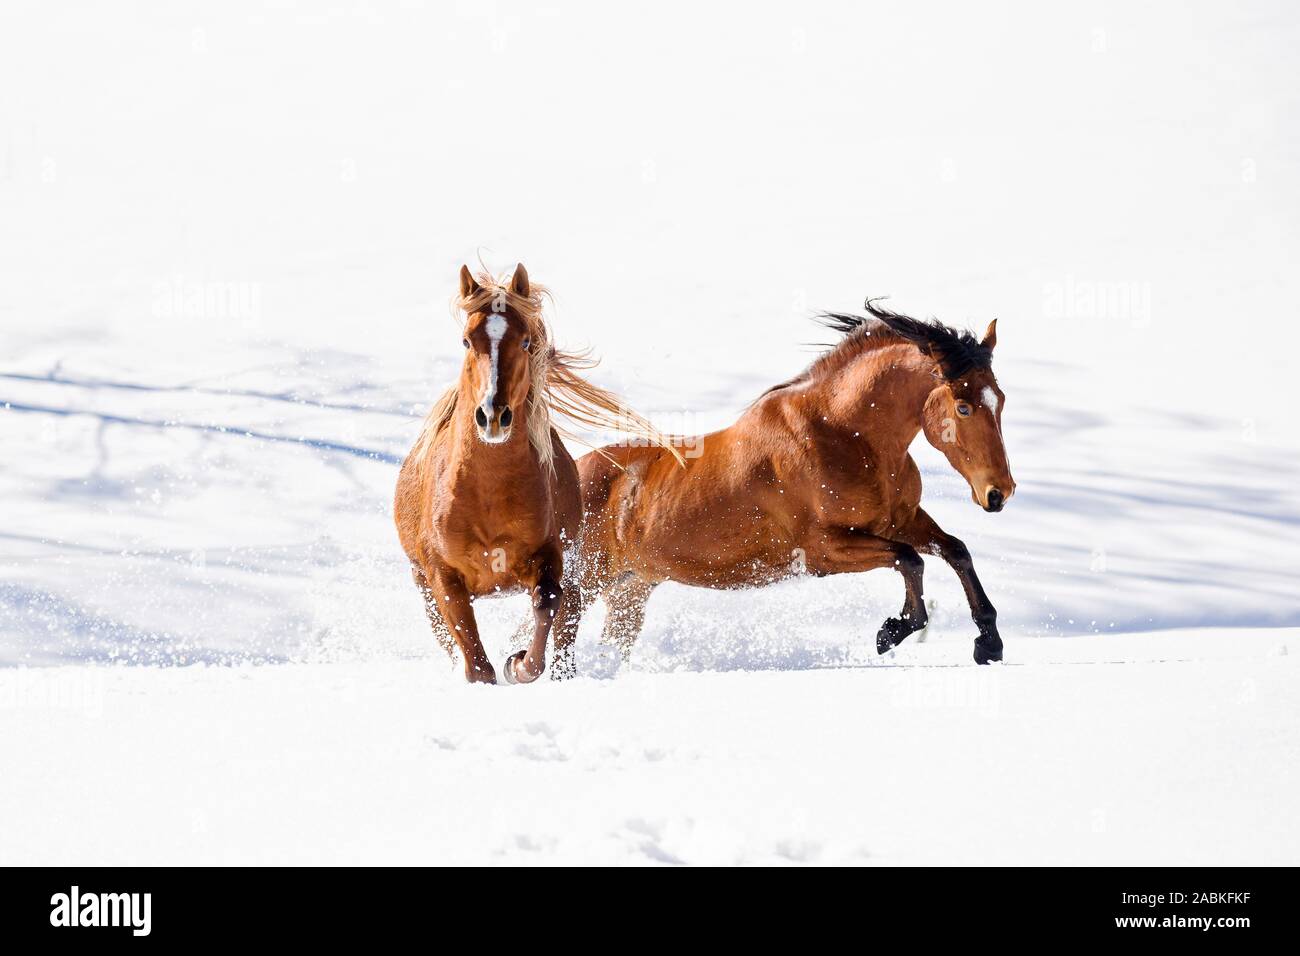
816,298,993,381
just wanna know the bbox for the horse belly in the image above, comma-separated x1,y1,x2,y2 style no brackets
631,497,799,589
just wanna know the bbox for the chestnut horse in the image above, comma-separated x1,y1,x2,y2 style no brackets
567,300,1016,666
395,264,680,683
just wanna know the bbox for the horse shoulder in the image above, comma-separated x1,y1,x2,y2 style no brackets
888,454,924,531
733,394,807,482
394,437,448,561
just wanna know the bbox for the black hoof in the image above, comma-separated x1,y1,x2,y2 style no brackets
876,616,918,655
973,635,1003,665
550,654,576,681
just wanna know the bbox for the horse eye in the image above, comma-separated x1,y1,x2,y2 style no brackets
462,338,469,349
956,402,973,417
522,337,531,351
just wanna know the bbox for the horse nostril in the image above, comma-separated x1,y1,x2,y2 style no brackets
474,406,488,428
986,488,1004,512
499,406,512,428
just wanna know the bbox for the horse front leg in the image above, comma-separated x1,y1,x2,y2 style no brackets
428,567,496,683
503,550,563,685
806,527,927,654
895,507,1002,664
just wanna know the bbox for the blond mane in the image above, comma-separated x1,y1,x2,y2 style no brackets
412,268,684,472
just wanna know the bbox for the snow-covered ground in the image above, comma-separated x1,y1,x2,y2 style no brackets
2,2,1298,864
3,629,1297,866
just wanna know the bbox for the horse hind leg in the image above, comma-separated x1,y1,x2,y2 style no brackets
506,608,533,656
600,574,657,662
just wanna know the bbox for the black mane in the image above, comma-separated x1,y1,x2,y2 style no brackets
817,298,992,381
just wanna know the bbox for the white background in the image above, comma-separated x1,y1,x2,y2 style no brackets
1,1,1297,864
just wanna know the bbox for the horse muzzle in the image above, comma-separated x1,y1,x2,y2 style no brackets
980,483,1014,513
475,403,513,444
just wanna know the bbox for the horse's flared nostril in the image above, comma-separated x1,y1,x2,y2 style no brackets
474,406,488,428
985,488,1004,512
499,406,513,428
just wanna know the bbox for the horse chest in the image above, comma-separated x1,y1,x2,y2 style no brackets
429,477,553,564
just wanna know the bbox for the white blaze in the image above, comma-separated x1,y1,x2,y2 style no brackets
481,315,508,415
981,385,999,415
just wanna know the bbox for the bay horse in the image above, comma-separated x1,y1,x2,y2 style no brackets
567,299,1016,666
395,264,681,684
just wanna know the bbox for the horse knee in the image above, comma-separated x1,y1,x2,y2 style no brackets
893,544,924,577
533,579,563,616
944,537,972,568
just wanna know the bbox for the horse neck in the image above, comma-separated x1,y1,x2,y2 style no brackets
801,345,935,459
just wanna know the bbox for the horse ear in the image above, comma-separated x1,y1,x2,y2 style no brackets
511,263,530,298
981,318,998,351
459,265,483,300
